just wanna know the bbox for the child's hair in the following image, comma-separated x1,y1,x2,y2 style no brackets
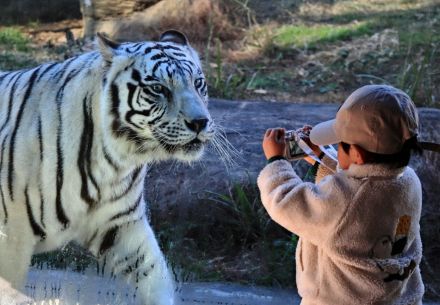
340,136,423,168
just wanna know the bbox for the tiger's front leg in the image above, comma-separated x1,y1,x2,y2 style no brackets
88,216,175,305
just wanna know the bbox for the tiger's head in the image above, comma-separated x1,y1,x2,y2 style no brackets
99,30,214,163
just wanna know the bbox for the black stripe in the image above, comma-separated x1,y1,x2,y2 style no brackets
142,86,161,98
150,53,166,61
4,70,25,89
84,95,100,200
52,56,78,82
99,226,119,255
110,195,142,221
55,98,67,228
0,73,9,84
114,246,141,267
0,136,8,224
110,83,121,134
173,64,185,77
142,43,183,55
179,64,193,76
171,52,186,57
53,62,88,228
200,82,207,93
101,255,107,275
109,167,143,202
147,110,165,125
55,121,69,228
0,72,24,134
166,66,173,79
139,94,156,105
35,62,59,82
8,68,40,201
84,52,100,65
140,263,155,279
144,46,158,55
78,95,98,206
152,60,169,75
131,69,142,83
125,88,150,128
162,45,182,51
102,143,119,171
39,186,45,228
114,126,148,146
110,83,150,145
25,186,46,240
56,68,83,101
37,116,46,228
181,61,194,72
86,229,98,248
127,43,143,54
127,83,138,109
37,117,43,161
144,75,158,82
177,59,195,66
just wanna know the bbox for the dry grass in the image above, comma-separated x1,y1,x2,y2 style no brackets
201,0,440,106
298,0,435,20
1,1,439,105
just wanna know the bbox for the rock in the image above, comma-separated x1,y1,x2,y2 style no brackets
412,109,440,298
146,99,440,298
80,0,161,38
80,0,236,42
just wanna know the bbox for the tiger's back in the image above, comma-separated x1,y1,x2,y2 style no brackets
0,31,213,305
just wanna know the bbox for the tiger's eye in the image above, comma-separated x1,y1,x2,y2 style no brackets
194,78,203,87
152,84,164,94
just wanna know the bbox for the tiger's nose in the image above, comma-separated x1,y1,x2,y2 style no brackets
185,118,209,133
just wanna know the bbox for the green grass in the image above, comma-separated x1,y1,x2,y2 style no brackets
246,71,293,91
273,22,373,49
205,39,248,99
0,27,30,51
154,183,296,286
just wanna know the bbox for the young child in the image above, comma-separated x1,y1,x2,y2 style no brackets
258,85,424,305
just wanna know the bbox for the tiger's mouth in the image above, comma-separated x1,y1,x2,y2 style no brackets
160,137,207,154
180,137,205,152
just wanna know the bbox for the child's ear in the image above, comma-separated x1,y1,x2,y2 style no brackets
351,145,367,165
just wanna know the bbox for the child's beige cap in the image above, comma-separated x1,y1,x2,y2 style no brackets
310,85,419,154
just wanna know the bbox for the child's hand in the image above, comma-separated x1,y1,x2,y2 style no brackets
302,137,322,165
262,128,286,160
299,125,323,165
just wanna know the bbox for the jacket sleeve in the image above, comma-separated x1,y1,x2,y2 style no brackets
257,159,349,245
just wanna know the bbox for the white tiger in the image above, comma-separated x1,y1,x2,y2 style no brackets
0,30,214,305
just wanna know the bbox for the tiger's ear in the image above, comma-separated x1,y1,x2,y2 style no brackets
97,32,120,64
159,30,188,46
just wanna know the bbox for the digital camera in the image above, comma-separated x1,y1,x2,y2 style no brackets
285,129,308,160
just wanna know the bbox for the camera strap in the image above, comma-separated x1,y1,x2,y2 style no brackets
296,138,337,173
420,141,440,153
319,145,338,161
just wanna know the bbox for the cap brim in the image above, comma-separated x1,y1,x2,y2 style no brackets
310,119,340,146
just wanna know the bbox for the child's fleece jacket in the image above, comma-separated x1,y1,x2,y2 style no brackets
257,159,424,305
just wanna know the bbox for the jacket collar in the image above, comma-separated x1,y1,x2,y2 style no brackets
344,163,405,180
